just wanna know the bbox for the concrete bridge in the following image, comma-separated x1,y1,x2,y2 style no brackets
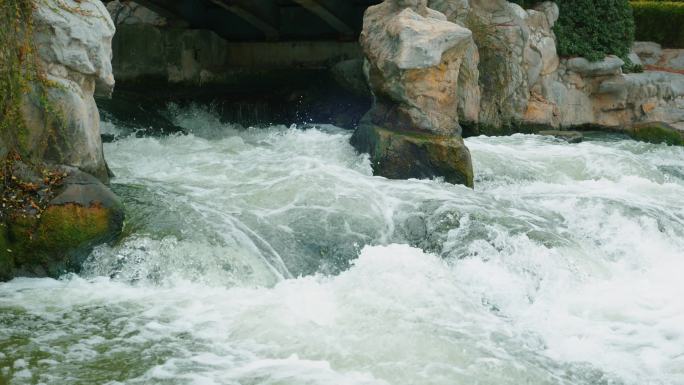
107,0,382,41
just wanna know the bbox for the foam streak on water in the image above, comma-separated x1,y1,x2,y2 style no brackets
1,107,684,385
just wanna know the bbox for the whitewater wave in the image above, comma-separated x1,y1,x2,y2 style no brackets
1,106,683,384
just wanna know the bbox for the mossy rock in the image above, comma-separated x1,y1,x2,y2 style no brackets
0,224,13,281
1,167,124,280
538,130,584,143
352,122,474,187
630,122,684,146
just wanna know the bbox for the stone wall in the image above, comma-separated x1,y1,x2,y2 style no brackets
633,41,684,72
427,0,684,133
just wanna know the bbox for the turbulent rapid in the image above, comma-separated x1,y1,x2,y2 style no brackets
2,106,684,385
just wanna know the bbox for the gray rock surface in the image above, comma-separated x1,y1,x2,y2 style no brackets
354,0,474,185
1,165,124,280
633,42,684,71
633,41,663,66
1,0,124,280
20,0,115,182
106,0,169,26
361,1,473,135
566,56,624,77
332,59,372,97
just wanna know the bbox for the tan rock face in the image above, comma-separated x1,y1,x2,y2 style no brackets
429,0,560,128
18,0,115,182
354,0,474,186
361,2,474,135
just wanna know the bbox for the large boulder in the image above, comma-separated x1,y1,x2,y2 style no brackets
353,120,474,187
539,57,684,132
467,0,533,127
430,0,561,130
0,0,124,280
1,158,123,280
15,0,115,182
353,0,474,186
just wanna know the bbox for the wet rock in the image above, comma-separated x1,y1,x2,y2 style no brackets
331,59,371,97
538,130,584,143
630,122,684,146
628,51,643,67
1,161,123,281
404,215,428,241
352,121,474,187
355,0,474,186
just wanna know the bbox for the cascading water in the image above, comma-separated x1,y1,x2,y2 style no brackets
1,105,683,385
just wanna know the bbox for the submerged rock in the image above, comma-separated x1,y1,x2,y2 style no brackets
0,159,123,281
352,122,474,187
537,130,583,143
629,122,684,146
355,0,474,186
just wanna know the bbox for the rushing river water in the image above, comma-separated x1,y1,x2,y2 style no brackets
2,106,684,385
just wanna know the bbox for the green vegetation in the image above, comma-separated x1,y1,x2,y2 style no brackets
0,0,37,146
554,0,635,61
510,0,637,62
631,2,684,48
0,152,123,278
630,123,684,145
0,0,66,156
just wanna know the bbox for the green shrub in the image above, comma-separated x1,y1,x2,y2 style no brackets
631,2,684,48
554,0,635,61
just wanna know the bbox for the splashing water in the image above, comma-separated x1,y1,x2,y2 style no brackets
2,106,684,385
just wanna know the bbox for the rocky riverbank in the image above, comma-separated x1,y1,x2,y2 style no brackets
0,0,123,280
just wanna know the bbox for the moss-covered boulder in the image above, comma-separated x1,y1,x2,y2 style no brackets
0,157,123,280
629,122,684,146
352,122,474,188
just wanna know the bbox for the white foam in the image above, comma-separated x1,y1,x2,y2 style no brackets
2,109,684,384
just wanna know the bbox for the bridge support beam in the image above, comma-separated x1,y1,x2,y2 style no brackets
208,0,280,40
292,0,354,38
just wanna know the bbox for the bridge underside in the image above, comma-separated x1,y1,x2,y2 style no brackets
109,0,381,41
101,0,383,129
